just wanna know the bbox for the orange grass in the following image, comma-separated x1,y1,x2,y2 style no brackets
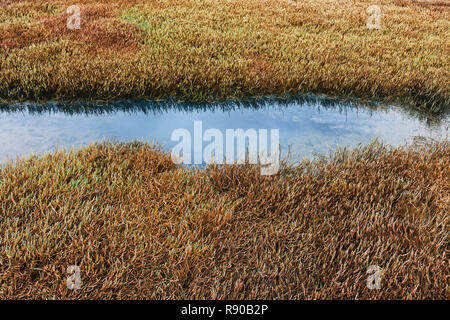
0,0,448,112
0,140,448,299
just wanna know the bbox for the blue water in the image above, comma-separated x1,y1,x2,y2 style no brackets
0,96,447,163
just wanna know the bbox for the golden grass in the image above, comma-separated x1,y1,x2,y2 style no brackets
0,140,448,299
0,0,448,112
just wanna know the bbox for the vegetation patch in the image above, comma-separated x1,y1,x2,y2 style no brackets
0,141,448,299
0,0,448,112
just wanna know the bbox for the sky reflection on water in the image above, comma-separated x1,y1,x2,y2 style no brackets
0,96,447,163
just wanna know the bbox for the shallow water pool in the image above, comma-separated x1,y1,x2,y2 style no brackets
0,96,447,163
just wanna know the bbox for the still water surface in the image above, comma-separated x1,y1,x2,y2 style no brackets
0,96,447,163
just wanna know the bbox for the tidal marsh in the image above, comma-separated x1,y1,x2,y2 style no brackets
0,0,448,113
0,0,449,301
0,141,448,299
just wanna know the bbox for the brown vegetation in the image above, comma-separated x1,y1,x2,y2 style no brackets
0,141,448,299
0,0,448,112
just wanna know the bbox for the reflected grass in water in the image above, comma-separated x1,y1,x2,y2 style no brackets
1,94,447,126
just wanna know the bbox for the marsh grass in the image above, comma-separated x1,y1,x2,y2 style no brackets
0,0,448,112
0,140,448,299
